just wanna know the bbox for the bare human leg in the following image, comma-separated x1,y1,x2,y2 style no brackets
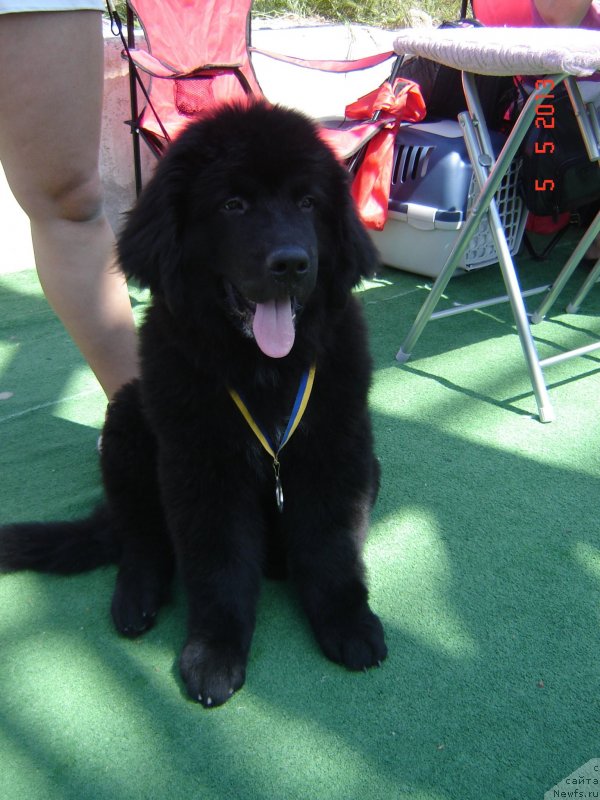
0,10,138,399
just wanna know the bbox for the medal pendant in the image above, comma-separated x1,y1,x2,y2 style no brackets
273,458,284,513
275,475,284,513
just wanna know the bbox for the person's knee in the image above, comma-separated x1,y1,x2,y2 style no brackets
17,169,105,225
48,171,105,224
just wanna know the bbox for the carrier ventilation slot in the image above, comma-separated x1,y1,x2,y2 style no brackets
392,145,434,185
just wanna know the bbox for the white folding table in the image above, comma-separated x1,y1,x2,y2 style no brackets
392,26,600,422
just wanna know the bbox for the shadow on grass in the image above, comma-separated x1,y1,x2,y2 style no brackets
1,266,599,800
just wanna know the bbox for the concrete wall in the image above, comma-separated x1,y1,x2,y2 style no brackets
100,23,154,233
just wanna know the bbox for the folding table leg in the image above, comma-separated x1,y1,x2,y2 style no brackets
567,256,600,314
564,75,600,163
461,73,557,422
530,75,600,322
397,76,565,422
531,208,600,322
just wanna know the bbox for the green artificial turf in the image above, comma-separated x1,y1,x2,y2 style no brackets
1,239,599,800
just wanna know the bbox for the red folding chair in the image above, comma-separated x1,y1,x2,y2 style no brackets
106,0,426,225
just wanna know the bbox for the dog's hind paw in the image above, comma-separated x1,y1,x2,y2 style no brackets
180,640,246,708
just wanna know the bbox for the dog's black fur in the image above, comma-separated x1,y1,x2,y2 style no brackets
0,103,387,707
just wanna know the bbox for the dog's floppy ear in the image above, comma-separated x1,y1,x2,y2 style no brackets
327,176,381,307
117,157,188,303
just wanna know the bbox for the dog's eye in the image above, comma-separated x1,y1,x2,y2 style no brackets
298,195,315,211
222,197,247,213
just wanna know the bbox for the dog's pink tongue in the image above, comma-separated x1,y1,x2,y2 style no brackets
252,297,295,358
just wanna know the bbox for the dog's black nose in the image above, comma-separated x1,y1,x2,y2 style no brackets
266,246,310,283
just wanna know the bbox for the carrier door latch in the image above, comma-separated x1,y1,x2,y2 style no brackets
394,202,463,231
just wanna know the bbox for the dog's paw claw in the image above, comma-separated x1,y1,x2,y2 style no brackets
181,640,246,708
111,563,169,638
315,608,387,671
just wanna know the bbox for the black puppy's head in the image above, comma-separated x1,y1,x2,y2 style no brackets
118,102,379,358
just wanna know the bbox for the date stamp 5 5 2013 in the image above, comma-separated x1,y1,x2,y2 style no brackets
534,78,557,195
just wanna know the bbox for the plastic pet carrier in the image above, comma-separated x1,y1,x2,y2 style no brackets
369,120,527,278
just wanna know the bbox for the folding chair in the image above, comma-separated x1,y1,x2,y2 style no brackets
392,26,600,422
106,0,418,199
107,0,263,193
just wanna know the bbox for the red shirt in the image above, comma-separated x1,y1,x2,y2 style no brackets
530,1,600,29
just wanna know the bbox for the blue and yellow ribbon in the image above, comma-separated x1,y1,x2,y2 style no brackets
228,363,316,511
228,363,316,460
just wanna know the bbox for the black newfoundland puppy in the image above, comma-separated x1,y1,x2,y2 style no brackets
0,103,387,707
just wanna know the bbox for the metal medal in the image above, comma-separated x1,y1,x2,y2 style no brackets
273,459,284,513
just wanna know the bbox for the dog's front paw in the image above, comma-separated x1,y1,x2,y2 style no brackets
315,608,387,671
180,640,247,708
